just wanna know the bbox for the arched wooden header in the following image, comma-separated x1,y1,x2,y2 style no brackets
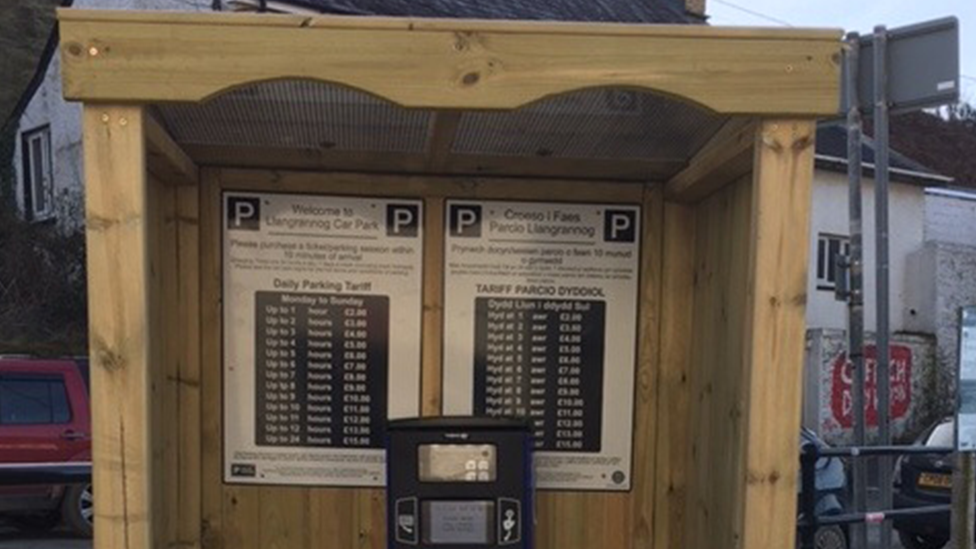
58,9,842,115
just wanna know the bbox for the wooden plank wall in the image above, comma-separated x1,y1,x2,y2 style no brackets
146,156,203,549
683,175,754,549
190,170,659,549
672,120,815,549
651,201,696,549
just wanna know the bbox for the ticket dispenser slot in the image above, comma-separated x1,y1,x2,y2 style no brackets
387,417,533,549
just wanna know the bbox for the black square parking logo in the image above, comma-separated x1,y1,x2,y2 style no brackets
226,196,261,231
386,204,419,237
449,204,482,238
603,209,636,243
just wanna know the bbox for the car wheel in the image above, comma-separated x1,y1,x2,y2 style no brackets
813,525,847,549
897,529,948,549
61,483,93,537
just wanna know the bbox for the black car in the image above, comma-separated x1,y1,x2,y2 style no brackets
893,418,954,549
798,428,850,549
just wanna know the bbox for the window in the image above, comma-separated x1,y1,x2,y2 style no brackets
20,125,54,221
816,234,850,291
0,376,71,425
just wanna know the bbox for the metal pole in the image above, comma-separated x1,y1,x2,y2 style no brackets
873,24,894,549
800,443,820,549
952,452,976,549
845,31,869,549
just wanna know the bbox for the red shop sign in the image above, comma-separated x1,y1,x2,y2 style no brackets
830,345,912,428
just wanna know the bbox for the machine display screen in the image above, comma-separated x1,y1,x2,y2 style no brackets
418,444,497,482
422,500,495,545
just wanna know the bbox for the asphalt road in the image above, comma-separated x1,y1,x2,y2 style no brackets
0,526,90,549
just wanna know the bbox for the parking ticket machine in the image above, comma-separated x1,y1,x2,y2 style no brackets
386,417,534,549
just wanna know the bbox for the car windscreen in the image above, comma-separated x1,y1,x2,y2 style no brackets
926,422,954,447
75,358,90,392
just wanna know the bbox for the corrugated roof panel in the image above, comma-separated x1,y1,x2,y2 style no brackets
452,89,725,161
157,79,431,153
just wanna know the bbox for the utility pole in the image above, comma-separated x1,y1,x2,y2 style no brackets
872,24,894,549
844,31,869,549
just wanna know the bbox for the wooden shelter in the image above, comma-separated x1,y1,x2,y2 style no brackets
58,8,842,549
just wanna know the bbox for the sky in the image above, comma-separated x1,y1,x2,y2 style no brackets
706,0,976,102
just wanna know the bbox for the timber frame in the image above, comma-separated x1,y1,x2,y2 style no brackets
62,8,840,549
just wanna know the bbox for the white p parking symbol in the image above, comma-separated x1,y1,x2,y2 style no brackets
233,201,255,227
604,209,637,243
457,210,478,231
449,204,482,237
386,204,419,237
393,209,413,233
226,196,261,231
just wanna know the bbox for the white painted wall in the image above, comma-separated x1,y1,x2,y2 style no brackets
11,0,212,231
916,189,976,388
805,170,927,333
926,188,976,246
13,44,83,231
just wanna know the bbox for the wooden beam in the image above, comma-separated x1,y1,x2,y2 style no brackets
58,9,842,115
83,104,154,549
629,183,665,548
425,111,463,172
665,118,757,203
739,119,815,549
420,198,445,416
175,183,202,549
652,202,696,549
145,113,198,186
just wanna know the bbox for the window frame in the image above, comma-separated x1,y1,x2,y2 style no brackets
815,233,851,292
0,374,73,426
20,124,55,222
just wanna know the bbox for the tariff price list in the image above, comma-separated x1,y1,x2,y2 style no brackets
254,291,389,449
472,297,605,452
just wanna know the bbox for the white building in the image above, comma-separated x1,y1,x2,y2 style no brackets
806,124,952,333
802,124,976,443
9,0,213,232
911,187,976,393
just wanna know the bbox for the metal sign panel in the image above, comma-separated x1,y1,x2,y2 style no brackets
957,307,976,452
441,199,640,491
222,192,424,486
843,17,959,114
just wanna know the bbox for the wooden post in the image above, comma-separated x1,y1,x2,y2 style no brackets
652,202,696,549
952,453,975,549
954,307,976,549
83,104,153,549
740,119,816,549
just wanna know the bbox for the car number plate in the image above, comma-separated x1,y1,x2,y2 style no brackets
918,472,952,490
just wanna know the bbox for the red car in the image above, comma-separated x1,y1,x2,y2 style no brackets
0,357,92,536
